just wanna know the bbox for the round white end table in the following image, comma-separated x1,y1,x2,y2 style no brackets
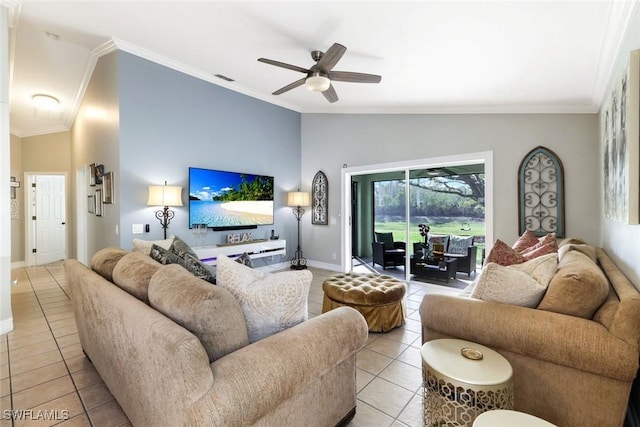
473,410,557,426
421,338,514,427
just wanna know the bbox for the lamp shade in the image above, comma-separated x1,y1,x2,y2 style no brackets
287,191,310,207
147,184,183,207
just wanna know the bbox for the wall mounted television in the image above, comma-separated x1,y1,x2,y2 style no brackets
189,167,274,231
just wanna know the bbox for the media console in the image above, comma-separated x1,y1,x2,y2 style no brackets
193,239,286,266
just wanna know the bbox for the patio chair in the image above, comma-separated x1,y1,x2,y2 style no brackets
372,232,406,269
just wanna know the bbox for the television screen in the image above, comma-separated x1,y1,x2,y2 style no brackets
189,167,274,230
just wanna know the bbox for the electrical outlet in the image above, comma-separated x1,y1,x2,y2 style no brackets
332,253,337,260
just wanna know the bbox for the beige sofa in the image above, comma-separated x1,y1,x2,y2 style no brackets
420,246,640,427
64,248,368,427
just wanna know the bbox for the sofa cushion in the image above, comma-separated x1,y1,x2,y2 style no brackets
485,239,525,266
537,251,609,318
132,236,175,255
216,254,311,342
447,235,474,255
91,247,129,282
148,264,249,363
558,243,597,263
112,252,162,303
470,253,558,307
558,237,589,247
512,230,539,252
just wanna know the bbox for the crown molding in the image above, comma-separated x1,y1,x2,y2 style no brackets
64,39,117,130
11,123,69,138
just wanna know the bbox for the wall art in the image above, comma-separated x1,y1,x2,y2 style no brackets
312,170,328,225
103,171,114,204
95,189,103,217
602,48,639,224
518,146,565,237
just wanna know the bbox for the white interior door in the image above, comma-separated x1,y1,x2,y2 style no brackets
34,175,66,265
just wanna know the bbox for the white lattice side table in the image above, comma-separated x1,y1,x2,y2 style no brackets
421,339,514,427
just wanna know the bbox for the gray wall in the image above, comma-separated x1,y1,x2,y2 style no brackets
599,4,640,288
301,113,600,267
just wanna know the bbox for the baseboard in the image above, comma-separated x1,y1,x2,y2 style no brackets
11,261,25,269
306,260,342,272
0,317,14,335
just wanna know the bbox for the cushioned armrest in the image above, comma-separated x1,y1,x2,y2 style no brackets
420,294,638,381
198,307,368,425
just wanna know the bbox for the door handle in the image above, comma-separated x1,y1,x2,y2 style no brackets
62,222,66,225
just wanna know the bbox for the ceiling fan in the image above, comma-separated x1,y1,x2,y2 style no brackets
258,43,382,103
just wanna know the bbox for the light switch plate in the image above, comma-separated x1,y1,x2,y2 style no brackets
132,224,144,234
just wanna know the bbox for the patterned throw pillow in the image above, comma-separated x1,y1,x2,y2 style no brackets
150,244,216,284
512,230,539,252
216,254,311,342
169,236,199,259
522,241,558,261
484,239,525,266
447,235,474,255
470,253,558,307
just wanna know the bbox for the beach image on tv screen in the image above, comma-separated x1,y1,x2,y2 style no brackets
189,168,274,228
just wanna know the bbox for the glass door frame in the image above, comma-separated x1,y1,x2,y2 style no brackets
340,151,494,281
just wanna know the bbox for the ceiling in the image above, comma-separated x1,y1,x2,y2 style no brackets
7,1,638,137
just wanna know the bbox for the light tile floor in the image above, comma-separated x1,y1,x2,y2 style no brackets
2,262,466,427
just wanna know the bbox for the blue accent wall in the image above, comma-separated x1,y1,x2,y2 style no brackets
117,52,301,252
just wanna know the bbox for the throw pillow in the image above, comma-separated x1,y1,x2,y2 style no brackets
470,255,557,307
428,234,450,252
150,244,216,284
235,252,254,268
447,235,474,255
169,235,198,259
484,239,525,266
512,230,539,252
216,254,311,342
538,232,557,246
132,237,175,255
522,241,558,261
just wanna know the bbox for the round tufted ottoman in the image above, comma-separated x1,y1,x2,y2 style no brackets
322,273,406,332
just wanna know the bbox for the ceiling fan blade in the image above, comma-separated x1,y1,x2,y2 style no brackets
258,58,309,74
322,84,339,103
273,77,306,95
315,43,347,72
329,71,382,84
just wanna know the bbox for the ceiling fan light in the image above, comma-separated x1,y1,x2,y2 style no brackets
306,75,330,92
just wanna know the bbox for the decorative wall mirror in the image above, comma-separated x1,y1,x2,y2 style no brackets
518,146,565,237
312,171,328,225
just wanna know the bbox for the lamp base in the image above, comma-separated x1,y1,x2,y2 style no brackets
290,251,307,270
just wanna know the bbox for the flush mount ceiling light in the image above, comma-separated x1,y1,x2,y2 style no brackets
32,94,60,110
305,72,331,92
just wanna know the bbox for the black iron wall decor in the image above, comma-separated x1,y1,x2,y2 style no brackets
312,170,328,225
518,146,565,237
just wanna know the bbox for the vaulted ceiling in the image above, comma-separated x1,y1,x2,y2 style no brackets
8,1,638,137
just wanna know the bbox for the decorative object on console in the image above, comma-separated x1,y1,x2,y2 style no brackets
148,181,183,239
602,48,640,225
288,190,311,270
518,146,565,237
312,170,328,225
